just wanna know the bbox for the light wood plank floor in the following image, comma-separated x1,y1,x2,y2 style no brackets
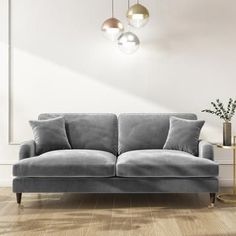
1,188,236,236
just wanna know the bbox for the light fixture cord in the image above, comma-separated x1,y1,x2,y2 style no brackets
137,0,140,3
112,0,114,17
127,0,130,31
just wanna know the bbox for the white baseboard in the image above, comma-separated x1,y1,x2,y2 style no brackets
219,179,234,187
0,164,13,187
0,179,12,187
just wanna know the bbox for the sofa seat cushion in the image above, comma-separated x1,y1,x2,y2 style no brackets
116,150,218,177
13,150,116,177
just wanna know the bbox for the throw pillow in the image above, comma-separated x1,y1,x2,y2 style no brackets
163,116,205,156
29,116,71,155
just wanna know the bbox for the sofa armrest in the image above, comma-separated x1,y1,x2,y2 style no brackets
198,140,214,161
19,140,36,160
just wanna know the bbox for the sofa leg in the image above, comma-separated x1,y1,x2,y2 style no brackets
209,193,216,208
16,193,22,204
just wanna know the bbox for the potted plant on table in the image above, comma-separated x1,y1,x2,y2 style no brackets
202,98,236,146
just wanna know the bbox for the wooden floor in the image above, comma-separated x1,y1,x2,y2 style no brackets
1,188,236,236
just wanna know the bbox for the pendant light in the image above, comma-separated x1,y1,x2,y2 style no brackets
127,0,149,28
117,0,140,54
118,32,140,54
101,0,124,41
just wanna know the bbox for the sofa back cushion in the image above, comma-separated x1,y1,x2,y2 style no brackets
39,113,118,155
118,113,197,154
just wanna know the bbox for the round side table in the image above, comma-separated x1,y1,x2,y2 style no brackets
216,136,236,203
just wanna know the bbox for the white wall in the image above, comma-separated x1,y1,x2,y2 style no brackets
0,0,236,186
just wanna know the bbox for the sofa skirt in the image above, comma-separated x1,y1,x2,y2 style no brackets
13,177,218,193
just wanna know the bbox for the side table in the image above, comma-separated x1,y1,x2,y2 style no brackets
216,136,236,203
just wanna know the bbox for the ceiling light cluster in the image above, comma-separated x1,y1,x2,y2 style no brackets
101,0,149,54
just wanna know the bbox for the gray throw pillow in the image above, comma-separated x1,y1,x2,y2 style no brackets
29,116,71,155
163,116,205,156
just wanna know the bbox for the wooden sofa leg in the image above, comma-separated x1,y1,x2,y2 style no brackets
209,193,216,208
16,193,22,204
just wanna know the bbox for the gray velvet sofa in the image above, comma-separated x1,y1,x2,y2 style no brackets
12,113,219,205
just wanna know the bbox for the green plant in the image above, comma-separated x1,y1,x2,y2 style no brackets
202,98,236,122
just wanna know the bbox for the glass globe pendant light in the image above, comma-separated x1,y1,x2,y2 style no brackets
101,0,124,41
127,0,149,28
118,32,140,54
118,0,140,54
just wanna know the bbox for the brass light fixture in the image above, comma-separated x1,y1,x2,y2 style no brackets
101,0,124,41
127,0,149,28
